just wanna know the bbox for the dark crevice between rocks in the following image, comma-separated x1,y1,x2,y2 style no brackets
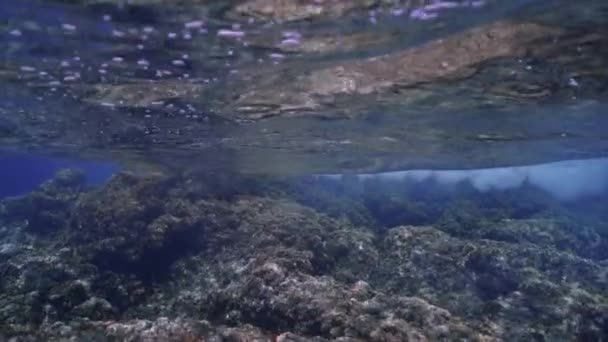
27,290,48,326
205,296,324,341
92,224,205,284
465,253,520,301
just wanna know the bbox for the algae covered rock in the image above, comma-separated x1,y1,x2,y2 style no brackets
373,225,608,340
3,0,608,338
69,172,214,279
1,169,608,340
204,255,492,341
1,169,86,234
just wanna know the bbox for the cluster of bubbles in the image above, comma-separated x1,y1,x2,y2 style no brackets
2,0,492,114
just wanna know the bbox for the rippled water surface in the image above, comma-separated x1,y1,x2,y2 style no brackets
1,1,608,341
2,0,608,173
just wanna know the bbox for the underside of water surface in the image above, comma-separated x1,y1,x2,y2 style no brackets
1,0,608,341
2,0,608,173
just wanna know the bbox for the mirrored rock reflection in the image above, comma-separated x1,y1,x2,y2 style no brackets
322,157,608,201
2,0,608,174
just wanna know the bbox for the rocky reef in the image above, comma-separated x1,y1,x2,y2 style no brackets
1,1,605,339
1,169,607,341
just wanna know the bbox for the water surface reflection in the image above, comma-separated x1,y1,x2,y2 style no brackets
327,158,608,201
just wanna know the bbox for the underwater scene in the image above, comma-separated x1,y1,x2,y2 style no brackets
1,0,608,341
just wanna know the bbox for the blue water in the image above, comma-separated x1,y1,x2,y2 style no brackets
0,152,118,198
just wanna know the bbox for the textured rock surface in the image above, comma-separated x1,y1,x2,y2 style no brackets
1,170,608,340
373,225,608,340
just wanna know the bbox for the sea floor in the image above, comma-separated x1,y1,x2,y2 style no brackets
0,160,607,341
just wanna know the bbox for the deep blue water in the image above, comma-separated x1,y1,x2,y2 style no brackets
0,152,118,198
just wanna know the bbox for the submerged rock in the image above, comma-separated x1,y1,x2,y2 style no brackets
69,172,210,279
373,225,608,341
1,170,608,340
1,170,86,234
201,254,491,340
